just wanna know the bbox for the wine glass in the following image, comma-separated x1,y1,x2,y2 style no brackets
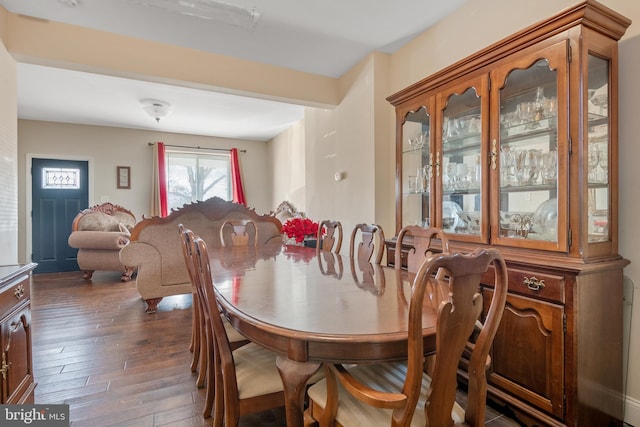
500,146,515,186
540,150,557,184
588,144,600,183
514,149,528,186
597,143,608,183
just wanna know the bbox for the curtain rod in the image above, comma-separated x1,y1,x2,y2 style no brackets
147,142,246,153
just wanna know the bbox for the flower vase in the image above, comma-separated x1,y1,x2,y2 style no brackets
303,237,318,248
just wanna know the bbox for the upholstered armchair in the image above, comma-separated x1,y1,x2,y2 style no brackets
67,202,137,281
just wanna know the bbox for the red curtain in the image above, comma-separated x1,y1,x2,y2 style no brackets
157,142,169,217
230,148,246,206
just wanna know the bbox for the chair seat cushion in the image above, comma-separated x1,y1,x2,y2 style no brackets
223,316,247,343
233,343,324,400
307,362,465,427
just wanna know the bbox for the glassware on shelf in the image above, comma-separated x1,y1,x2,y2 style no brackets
500,145,516,186
442,201,462,232
534,86,545,121
533,198,558,241
597,143,608,183
408,175,417,193
540,150,557,184
588,143,600,183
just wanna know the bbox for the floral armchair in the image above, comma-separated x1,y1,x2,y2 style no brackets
67,202,137,281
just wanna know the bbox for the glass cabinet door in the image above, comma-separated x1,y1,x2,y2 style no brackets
437,75,489,242
401,106,431,228
587,54,610,244
491,42,568,250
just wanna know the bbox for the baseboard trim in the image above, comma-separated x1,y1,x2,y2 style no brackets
625,395,640,426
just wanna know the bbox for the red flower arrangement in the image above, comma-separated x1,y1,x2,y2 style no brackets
282,217,319,243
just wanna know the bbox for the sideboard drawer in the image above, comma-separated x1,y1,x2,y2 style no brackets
0,273,31,315
482,267,565,304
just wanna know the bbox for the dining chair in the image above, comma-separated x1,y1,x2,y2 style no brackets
305,248,509,427
317,220,343,253
349,223,385,266
394,225,450,274
220,219,258,247
191,234,324,425
178,224,203,375
178,225,249,406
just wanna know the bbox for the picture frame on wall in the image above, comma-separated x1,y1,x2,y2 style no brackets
117,166,131,189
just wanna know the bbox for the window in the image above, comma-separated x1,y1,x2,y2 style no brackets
166,150,231,211
42,167,80,189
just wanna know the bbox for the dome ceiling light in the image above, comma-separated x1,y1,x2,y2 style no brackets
140,98,172,123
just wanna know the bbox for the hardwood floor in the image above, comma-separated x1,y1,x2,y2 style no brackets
31,270,523,426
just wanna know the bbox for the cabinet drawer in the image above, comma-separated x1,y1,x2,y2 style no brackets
482,267,564,304
0,274,30,315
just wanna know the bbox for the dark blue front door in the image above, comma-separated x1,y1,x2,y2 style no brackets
31,158,89,274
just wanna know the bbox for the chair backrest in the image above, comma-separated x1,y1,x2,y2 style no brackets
394,225,450,273
178,224,197,290
191,235,242,411
413,248,507,426
317,220,343,253
220,219,258,247
349,223,385,266
319,248,508,426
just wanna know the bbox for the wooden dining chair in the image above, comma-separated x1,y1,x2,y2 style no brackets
191,235,324,425
317,220,343,253
178,224,203,375
394,225,450,274
220,219,258,247
306,248,508,427
349,223,385,266
178,225,249,409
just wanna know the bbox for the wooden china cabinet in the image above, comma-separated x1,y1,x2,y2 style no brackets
386,1,630,426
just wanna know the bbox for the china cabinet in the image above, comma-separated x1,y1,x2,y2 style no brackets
386,1,630,426
0,264,36,404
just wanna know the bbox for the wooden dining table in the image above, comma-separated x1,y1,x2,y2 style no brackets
209,243,441,427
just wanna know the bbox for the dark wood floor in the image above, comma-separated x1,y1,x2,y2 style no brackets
30,270,523,426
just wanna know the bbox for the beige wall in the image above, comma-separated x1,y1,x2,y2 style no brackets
302,54,381,250
388,0,640,423
268,118,306,214
17,120,271,263
0,12,17,265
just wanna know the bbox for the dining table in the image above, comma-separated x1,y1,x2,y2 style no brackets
209,243,441,427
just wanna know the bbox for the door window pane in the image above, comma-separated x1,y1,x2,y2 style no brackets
42,167,80,189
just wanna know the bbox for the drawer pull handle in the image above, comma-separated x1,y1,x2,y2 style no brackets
14,285,25,300
524,276,545,292
0,353,10,380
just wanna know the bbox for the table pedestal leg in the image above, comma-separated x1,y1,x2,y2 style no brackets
276,356,321,427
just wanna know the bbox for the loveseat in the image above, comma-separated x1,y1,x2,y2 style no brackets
67,202,137,281
119,197,283,313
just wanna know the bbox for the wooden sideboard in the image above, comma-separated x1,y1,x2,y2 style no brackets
0,263,37,403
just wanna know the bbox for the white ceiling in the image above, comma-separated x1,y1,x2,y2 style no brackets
0,0,468,141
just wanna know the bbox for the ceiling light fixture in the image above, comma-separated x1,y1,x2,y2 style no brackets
58,0,80,7
140,98,172,123
131,0,260,30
